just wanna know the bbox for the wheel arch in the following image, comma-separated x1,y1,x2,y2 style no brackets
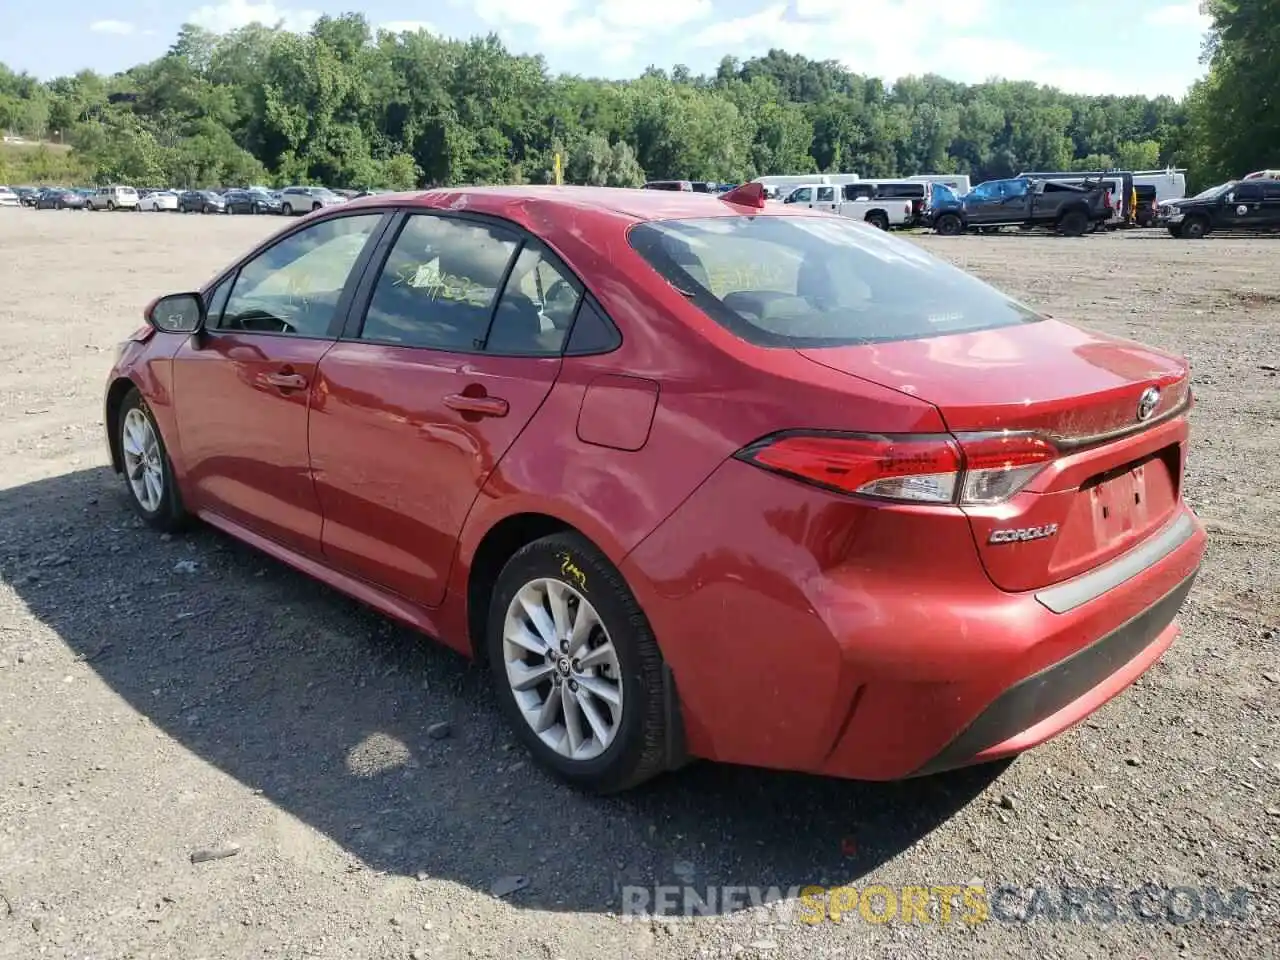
463,508,690,771
105,376,138,474
464,511,576,661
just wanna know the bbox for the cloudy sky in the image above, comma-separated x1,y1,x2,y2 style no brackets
2,0,1212,97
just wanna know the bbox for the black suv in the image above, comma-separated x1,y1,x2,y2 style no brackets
1163,179,1280,238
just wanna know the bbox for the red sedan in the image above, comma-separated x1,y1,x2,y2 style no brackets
105,183,1206,792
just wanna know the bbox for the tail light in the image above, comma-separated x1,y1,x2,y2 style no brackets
735,431,1056,506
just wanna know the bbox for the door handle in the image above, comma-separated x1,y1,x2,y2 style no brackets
264,371,308,390
444,393,509,417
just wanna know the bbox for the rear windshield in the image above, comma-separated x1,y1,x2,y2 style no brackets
627,215,1042,347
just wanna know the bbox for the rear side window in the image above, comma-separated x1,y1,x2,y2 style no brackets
628,215,1041,348
358,214,520,350
485,242,582,355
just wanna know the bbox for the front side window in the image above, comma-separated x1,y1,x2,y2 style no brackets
628,215,1042,348
358,215,520,350
969,182,997,200
218,214,382,336
1003,180,1029,198
788,188,812,204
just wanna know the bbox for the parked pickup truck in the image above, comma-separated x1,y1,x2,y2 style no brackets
929,177,1110,237
781,183,913,230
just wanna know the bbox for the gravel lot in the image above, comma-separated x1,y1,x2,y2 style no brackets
0,209,1276,960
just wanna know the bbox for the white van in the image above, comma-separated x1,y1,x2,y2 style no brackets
1131,169,1186,204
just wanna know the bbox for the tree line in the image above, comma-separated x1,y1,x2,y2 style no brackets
0,4,1272,191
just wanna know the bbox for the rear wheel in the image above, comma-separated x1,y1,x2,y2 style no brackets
107,201,115,211
1181,216,1209,239
934,212,963,236
487,532,669,794
865,211,889,231
1058,209,1088,237
117,389,188,533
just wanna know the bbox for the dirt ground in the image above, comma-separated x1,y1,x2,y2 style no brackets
0,209,1276,960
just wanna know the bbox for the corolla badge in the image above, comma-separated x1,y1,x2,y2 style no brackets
989,523,1058,545
1137,386,1161,421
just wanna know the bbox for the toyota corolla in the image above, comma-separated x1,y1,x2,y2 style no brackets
104,183,1206,792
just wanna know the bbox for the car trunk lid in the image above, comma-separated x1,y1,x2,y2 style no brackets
798,318,1192,593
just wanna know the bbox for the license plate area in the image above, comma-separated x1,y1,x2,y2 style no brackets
1080,448,1177,547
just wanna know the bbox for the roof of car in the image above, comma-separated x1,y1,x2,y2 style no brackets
345,184,806,224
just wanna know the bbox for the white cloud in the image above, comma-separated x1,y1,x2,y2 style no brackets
187,0,319,33
379,20,438,34
691,1,1200,97
1145,1,1212,29
468,0,711,65
90,19,136,35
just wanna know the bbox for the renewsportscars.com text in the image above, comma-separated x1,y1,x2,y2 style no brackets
621,883,1252,925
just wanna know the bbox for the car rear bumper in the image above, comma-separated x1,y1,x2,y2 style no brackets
623,458,1206,780
908,568,1194,776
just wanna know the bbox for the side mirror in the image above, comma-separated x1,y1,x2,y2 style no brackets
145,292,206,334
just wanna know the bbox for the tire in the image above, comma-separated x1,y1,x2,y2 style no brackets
1167,224,1184,238
117,388,188,533
1181,216,1209,239
1058,209,1088,237
486,532,669,794
934,212,963,236
107,201,115,211
312,202,322,212
251,203,260,215
865,211,889,231
282,202,294,216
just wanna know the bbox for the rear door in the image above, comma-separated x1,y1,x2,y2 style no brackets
309,211,581,607
814,185,838,212
1262,182,1280,227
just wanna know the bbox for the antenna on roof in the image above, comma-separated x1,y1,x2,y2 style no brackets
720,181,767,210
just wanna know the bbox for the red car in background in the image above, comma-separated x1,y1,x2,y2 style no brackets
105,183,1206,793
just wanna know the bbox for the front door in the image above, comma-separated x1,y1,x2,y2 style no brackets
310,213,583,606
171,212,386,556
1224,181,1267,229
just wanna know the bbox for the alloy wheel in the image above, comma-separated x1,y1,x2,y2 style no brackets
502,577,624,762
121,407,164,513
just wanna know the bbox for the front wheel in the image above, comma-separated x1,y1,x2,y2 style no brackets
934,212,963,236
487,532,669,794
282,202,294,216
312,202,322,212
1181,216,1209,239
107,201,115,211
865,211,889,231
117,389,188,532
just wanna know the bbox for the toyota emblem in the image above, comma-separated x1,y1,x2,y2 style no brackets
1137,386,1161,421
